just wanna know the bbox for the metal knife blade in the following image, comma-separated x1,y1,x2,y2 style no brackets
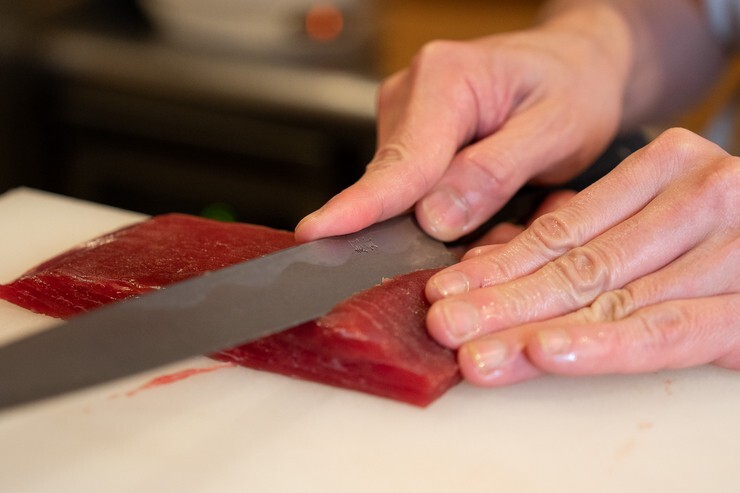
0,215,455,411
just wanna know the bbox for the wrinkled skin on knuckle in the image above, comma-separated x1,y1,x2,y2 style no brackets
549,245,612,306
370,142,409,170
577,288,636,323
630,304,692,370
526,210,581,257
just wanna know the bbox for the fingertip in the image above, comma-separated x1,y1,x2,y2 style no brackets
294,211,322,243
426,299,481,349
525,328,604,375
425,303,458,349
458,338,541,387
525,329,574,369
294,191,378,242
425,269,470,302
294,209,350,242
457,338,509,386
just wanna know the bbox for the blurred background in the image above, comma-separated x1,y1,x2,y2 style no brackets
0,0,735,229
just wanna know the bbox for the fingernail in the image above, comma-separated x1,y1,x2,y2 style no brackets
296,210,320,230
536,329,577,363
420,188,469,238
466,339,508,378
437,299,480,343
430,270,470,298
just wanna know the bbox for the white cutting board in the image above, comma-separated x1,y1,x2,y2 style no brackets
0,187,738,493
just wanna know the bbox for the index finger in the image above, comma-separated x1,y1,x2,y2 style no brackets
294,42,485,242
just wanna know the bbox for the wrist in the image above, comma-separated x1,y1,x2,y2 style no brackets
537,2,634,123
539,0,726,130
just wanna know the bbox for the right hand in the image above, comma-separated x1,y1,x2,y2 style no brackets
295,6,632,242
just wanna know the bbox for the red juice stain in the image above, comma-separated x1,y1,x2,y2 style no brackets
124,362,234,397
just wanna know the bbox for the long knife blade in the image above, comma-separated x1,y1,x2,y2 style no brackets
0,215,455,411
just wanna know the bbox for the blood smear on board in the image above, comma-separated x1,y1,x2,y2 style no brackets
124,362,235,397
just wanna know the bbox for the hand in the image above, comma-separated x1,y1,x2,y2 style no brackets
424,128,740,386
295,6,632,242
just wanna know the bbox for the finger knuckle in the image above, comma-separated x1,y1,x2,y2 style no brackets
370,143,408,169
412,40,465,73
692,156,740,218
367,140,432,200
646,128,726,177
654,127,709,156
582,288,636,322
630,305,688,363
656,127,699,146
637,128,692,177
526,210,581,257
548,245,612,304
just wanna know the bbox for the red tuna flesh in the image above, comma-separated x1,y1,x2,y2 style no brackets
0,214,297,318
213,268,459,406
0,214,459,406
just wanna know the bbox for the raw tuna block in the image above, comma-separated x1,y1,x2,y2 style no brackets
0,214,460,406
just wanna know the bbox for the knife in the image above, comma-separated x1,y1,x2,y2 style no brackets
0,215,456,411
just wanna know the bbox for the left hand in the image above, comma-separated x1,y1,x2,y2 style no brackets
424,128,740,386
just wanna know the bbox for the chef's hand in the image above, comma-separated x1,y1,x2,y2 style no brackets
426,128,740,385
295,6,631,242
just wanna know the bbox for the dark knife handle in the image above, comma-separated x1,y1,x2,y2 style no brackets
447,132,648,246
